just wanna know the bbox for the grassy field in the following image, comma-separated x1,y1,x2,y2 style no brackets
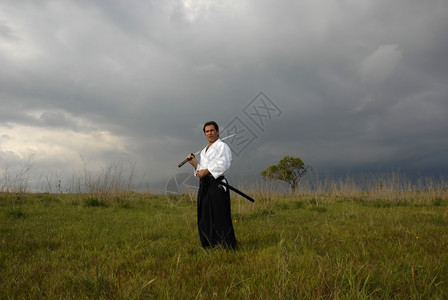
1,188,448,299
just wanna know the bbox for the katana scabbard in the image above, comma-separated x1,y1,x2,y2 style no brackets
220,181,255,203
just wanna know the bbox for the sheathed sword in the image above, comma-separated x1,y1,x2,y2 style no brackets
177,134,237,168
219,180,255,203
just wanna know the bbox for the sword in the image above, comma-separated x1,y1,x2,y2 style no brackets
219,181,255,203
177,134,237,168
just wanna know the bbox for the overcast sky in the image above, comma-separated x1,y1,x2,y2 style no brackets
1,0,447,191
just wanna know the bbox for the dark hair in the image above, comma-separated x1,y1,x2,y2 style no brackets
203,121,219,132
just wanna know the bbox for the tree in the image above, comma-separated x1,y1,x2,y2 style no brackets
260,156,311,194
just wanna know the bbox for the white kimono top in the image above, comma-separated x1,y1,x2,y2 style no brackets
195,139,232,179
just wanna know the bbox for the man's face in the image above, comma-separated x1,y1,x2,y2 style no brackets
204,125,219,143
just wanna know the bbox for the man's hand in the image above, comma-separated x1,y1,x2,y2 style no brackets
187,153,197,168
195,169,210,178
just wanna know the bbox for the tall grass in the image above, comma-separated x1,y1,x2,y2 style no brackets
239,170,447,203
1,163,448,298
1,188,447,298
35,160,140,206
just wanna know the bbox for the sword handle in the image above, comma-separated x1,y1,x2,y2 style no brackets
178,153,194,168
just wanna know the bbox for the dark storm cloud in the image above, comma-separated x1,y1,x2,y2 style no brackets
1,0,447,189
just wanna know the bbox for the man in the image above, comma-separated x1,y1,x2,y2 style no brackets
187,121,237,249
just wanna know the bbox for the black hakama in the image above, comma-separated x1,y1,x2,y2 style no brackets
197,175,237,249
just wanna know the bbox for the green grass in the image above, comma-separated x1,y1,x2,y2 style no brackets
1,191,448,298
